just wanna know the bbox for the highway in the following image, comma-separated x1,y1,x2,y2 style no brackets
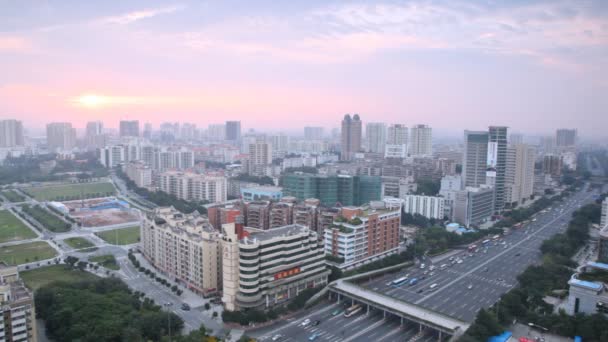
360,187,597,322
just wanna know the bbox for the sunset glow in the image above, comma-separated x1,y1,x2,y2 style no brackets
75,94,108,108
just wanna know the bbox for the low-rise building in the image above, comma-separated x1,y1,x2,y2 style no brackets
452,186,495,228
566,262,608,316
0,263,37,342
141,207,222,295
324,200,401,269
221,218,329,311
240,186,283,202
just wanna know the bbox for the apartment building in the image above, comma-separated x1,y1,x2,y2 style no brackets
0,263,37,342
159,171,227,203
269,202,293,228
401,194,445,220
324,200,401,269
140,207,221,295
452,186,495,228
245,201,271,230
221,218,329,311
123,161,152,188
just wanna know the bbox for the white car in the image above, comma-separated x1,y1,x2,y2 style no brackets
457,259,463,264
272,334,283,341
300,318,311,327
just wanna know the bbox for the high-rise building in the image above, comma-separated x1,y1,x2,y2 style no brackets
143,123,152,139
119,120,139,137
248,141,273,177
0,119,24,147
159,171,227,203
84,121,105,149
141,207,221,295
123,161,152,188
46,122,76,150
269,134,289,158
387,124,408,145
543,155,563,178
489,126,508,212
505,144,536,207
281,173,381,207
509,133,523,145
365,122,386,154
409,124,432,156
402,194,445,219
556,129,577,147
225,121,241,142
221,219,328,311
304,127,324,140
340,114,362,161
453,186,495,227
86,121,103,137
324,200,401,269
462,131,489,188
601,199,608,228
0,263,37,342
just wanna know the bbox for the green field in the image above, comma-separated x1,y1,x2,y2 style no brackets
21,205,71,232
2,190,25,202
63,237,94,249
0,241,57,266
0,210,37,243
24,182,116,201
89,254,119,270
20,265,99,291
96,226,140,245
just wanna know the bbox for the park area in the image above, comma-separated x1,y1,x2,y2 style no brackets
96,226,140,245
89,254,119,270
21,204,71,232
63,237,94,249
24,182,115,201
1,190,26,202
20,265,99,291
0,241,57,265
0,210,37,243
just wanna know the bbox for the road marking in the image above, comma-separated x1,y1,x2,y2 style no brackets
341,318,386,342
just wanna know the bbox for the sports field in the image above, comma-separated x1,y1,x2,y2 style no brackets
95,226,140,245
20,265,99,291
0,210,37,243
0,241,57,265
25,182,115,201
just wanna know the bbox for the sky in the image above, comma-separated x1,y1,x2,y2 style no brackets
0,0,607,138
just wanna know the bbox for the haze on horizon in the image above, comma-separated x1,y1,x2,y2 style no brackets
1,0,607,138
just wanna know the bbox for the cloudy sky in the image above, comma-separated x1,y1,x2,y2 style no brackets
1,0,607,137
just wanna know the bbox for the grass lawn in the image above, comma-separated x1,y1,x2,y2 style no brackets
89,254,119,270
0,210,37,243
24,182,116,201
21,205,71,232
0,241,57,266
2,190,25,202
63,237,94,249
20,265,99,291
96,226,140,245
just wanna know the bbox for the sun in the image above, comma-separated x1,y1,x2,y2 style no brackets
76,94,108,108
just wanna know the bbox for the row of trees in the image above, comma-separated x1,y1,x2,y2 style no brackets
115,167,208,214
232,173,275,186
21,204,71,232
461,198,607,341
128,252,184,296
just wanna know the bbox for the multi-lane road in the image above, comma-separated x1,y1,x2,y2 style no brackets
252,186,598,341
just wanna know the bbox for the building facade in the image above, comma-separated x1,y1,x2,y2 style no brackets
159,171,227,203
488,126,508,212
324,200,401,269
123,161,152,188
304,127,324,141
453,186,494,228
0,263,37,342
402,194,445,220
504,144,535,207
119,120,140,137
409,124,432,156
140,207,221,295
365,122,386,154
340,114,362,161
46,122,76,150
556,129,577,147
221,220,329,311
281,173,381,207
462,130,489,188
0,120,24,148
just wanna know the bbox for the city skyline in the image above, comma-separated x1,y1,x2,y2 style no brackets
1,0,607,138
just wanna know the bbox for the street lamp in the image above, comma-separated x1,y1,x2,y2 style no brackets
164,302,173,342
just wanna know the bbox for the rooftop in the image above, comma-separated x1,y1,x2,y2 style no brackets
587,261,608,272
569,278,604,291
151,206,217,238
241,185,283,193
243,224,311,243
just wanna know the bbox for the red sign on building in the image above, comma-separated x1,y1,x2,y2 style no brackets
274,267,301,280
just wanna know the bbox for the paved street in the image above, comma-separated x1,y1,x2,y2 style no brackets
359,187,597,322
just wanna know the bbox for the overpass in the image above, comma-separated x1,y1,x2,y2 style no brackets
328,279,469,341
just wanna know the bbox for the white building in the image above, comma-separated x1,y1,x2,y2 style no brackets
98,145,126,168
453,186,494,228
402,194,445,220
409,124,432,156
159,171,227,203
46,122,76,151
439,175,462,218
601,199,608,228
0,119,24,147
505,144,535,206
248,141,273,177
366,122,387,154
384,144,408,159
124,161,152,188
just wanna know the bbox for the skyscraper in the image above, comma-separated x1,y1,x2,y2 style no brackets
409,124,432,156
85,121,105,149
555,129,577,147
225,121,241,142
340,114,362,161
505,144,535,207
462,130,489,188
387,124,408,145
0,119,24,147
46,122,76,150
304,126,324,140
489,126,508,212
365,122,386,154
143,122,153,139
248,140,273,176
119,120,139,137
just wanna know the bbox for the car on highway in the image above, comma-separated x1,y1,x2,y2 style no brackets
417,289,424,293
457,259,463,264
313,320,321,326
272,334,283,341
331,309,343,316
467,284,473,290
300,318,311,327
181,303,190,311
308,333,320,341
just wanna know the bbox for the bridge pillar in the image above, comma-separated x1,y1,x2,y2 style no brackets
383,310,386,318
419,324,423,332
400,317,404,326
337,293,341,303
366,305,370,315
438,330,442,341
